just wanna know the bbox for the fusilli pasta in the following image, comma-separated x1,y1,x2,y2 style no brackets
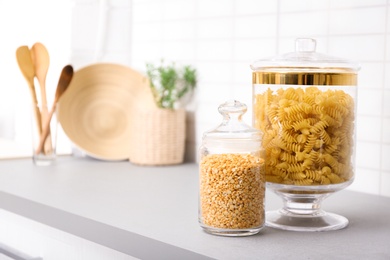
254,87,355,186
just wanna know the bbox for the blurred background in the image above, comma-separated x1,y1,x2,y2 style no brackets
0,0,389,196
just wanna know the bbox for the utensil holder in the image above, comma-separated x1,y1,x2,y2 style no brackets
31,104,57,166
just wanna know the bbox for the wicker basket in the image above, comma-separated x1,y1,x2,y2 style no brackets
130,108,186,165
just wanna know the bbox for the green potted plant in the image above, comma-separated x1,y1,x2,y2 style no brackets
146,61,197,109
130,60,197,166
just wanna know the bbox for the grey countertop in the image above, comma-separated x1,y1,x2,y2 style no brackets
0,156,389,259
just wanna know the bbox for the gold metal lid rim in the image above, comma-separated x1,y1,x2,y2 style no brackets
252,71,357,86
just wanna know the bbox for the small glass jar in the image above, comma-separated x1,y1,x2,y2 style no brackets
251,38,360,231
198,100,265,236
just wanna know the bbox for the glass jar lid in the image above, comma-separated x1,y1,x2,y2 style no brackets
251,38,360,72
251,38,360,86
202,100,261,153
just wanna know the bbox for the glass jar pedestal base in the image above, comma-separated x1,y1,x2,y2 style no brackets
266,210,348,232
266,181,352,232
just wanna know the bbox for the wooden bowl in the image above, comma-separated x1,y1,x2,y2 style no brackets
58,63,155,161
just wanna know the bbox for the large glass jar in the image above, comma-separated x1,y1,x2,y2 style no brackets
251,38,360,231
198,100,265,236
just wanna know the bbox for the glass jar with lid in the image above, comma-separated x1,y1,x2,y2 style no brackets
251,38,360,231
198,100,265,236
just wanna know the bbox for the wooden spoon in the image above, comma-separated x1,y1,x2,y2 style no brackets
31,42,50,108
31,43,51,153
36,65,74,155
16,46,42,133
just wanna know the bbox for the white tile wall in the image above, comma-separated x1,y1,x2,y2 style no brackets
280,11,329,37
358,89,383,116
351,168,381,195
329,7,387,35
386,63,390,88
197,0,234,17
329,0,387,8
356,116,382,142
128,0,390,197
382,144,390,171
71,0,132,69
383,118,390,143
328,35,385,61
235,0,277,15
234,15,277,38
384,89,390,116
359,62,384,90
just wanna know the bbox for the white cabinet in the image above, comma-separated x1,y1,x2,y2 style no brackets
0,209,137,260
